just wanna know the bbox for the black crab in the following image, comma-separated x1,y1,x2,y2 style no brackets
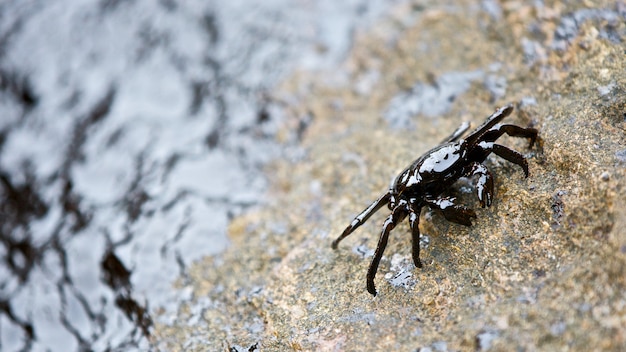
332,104,538,296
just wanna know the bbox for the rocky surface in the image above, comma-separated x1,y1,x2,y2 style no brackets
154,0,626,350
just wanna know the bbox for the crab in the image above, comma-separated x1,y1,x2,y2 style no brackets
332,104,538,296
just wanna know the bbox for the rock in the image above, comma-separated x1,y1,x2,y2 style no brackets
154,0,626,350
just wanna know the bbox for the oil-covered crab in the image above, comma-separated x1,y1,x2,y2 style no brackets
332,104,538,296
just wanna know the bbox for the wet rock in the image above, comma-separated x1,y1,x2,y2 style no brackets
156,0,626,350
0,1,403,351
383,70,485,129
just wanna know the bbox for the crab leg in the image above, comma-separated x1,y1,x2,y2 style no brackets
332,191,391,249
441,121,471,144
425,197,477,226
465,162,494,207
408,206,423,268
367,204,407,296
491,144,530,177
464,104,514,146
481,124,538,147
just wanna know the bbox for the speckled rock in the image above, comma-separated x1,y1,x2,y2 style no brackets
153,0,626,350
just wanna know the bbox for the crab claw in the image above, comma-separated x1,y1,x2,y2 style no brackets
427,197,477,226
470,163,494,208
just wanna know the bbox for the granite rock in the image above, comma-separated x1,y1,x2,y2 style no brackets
154,0,626,350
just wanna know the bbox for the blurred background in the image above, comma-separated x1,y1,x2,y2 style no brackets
0,0,404,350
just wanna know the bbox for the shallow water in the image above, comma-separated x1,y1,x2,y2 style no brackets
0,0,404,350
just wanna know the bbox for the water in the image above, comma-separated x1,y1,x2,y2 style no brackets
0,0,404,350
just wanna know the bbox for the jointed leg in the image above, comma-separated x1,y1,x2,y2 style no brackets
441,121,471,144
409,206,423,268
332,191,391,249
367,205,407,296
466,162,494,207
481,124,538,147
425,197,477,226
491,144,530,177
464,105,514,146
